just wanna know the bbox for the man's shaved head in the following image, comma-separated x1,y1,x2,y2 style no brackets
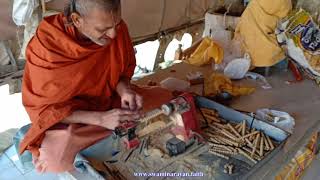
64,0,122,46
65,0,120,22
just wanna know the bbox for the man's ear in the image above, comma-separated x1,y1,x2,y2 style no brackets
70,12,83,28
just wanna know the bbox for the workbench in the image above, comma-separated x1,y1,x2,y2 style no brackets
131,62,320,179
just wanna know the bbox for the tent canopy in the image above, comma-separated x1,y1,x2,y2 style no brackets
0,0,217,41
46,0,214,41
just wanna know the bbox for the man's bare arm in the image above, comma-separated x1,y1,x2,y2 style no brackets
62,110,101,126
61,109,142,130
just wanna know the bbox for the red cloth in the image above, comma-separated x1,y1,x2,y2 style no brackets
20,13,136,156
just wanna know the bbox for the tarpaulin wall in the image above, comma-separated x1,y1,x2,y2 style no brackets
0,0,249,41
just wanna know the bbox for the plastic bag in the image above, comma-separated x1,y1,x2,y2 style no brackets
203,12,242,62
245,72,272,89
256,109,295,133
13,0,39,26
223,53,251,79
160,77,190,92
277,9,320,79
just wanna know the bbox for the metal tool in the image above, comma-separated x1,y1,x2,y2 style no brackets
115,121,140,150
162,93,201,142
124,148,136,162
161,93,202,155
166,136,196,156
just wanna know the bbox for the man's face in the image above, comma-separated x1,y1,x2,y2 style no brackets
75,8,122,46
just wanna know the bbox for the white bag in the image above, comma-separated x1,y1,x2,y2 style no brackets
203,13,243,63
12,0,39,26
245,72,272,90
223,53,251,79
256,109,295,133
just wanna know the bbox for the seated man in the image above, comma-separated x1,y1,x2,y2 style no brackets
18,0,171,173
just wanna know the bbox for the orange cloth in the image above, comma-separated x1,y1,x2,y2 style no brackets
20,13,137,156
31,86,174,173
32,124,109,173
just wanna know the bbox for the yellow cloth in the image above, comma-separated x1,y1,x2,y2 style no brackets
204,73,255,97
235,0,292,67
187,37,224,66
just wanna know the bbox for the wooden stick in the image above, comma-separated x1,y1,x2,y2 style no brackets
201,108,218,116
227,123,242,138
211,122,226,129
208,124,223,132
228,165,234,175
216,135,239,147
210,137,226,145
251,133,260,157
139,109,163,123
242,147,262,161
237,124,243,134
244,138,254,147
238,148,257,164
261,133,270,151
205,129,216,135
210,137,228,146
259,133,264,157
242,120,246,136
209,150,230,160
237,131,259,140
209,143,233,152
221,129,237,140
208,137,220,143
41,0,46,14
210,148,238,156
266,135,275,150
235,123,242,130
204,114,221,123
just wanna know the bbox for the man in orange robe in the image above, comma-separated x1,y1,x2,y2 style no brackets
18,0,172,173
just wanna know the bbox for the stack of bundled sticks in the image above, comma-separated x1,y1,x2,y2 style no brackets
200,108,276,164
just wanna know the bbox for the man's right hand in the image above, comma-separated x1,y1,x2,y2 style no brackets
97,109,143,130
